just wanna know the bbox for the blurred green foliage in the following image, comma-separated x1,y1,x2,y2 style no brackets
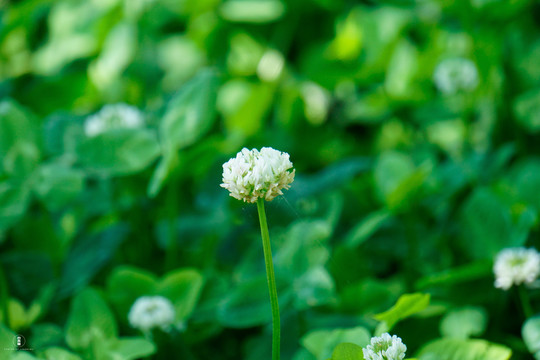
1,0,540,358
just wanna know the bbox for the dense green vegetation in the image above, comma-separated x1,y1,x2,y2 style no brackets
1,0,540,359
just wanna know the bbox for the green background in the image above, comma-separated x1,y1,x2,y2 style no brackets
1,0,540,359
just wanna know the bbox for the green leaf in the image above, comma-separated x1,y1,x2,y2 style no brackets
10,215,66,264
10,353,40,360
226,33,265,77
105,337,156,360
29,323,64,350
386,163,430,210
33,163,84,210
149,69,218,196
89,22,137,89
275,220,332,276
217,276,272,328
339,278,398,314
293,348,317,360
8,298,28,331
222,82,274,137
415,261,492,289
220,0,285,23
1,252,54,303
65,288,118,351
288,158,372,200
329,343,365,360
3,142,40,180
374,293,430,331
0,100,38,165
344,209,391,247
147,152,180,198
273,220,336,308
375,152,414,196
107,266,203,326
160,68,218,152
374,151,428,210
514,88,540,133
302,327,370,360
440,307,487,340
59,226,128,299
417,338,512,360
0,323,16,357
43,113,85,157
157,268,205,322
507,159,540,211
522,316,540,359
385,39,421,100
76,128,160,176
0,182,31,232
292,266,335,309
342,86,391,124
26,284,55,326
107,266,158,317
460,188,525,259
43,347,83,360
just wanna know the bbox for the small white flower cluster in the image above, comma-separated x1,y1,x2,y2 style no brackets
221,147,295,203
84,103,144,137
494,247,540,290
433,57,479,95
362,333,407,360
128,296,176,333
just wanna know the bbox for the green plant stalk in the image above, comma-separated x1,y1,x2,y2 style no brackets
165,183,179,270
518,285,533,319
256,198,280,360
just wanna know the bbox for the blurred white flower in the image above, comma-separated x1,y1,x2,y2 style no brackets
221,147,295,203
128,296,176,332
362,333,407,360
301,82,331,125
494,247,540,290
84,103,144,137
433,57,479,95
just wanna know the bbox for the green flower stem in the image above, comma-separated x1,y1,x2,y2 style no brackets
165,183,178,270
518,285,533,319
256,198,280,360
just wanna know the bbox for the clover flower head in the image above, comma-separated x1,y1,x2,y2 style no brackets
221,147,295,203
433,57,479,95
84,103,144,137
494,247,540,290
128,296,176,332
362,333,407,360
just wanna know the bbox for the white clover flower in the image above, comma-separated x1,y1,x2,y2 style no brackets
433,57,479,95
128,296,176,333
221,147,295,203
494,247,540,290
84,103,144,137
362,333,407,360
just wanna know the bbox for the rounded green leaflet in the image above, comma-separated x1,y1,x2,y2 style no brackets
302,327,371,360
107,266,205,325
76,128,160,176
523,316,540,359
330,343,364,360
65,288,118,351
440,306,487,339
417,338,512,360
374,293,430,331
